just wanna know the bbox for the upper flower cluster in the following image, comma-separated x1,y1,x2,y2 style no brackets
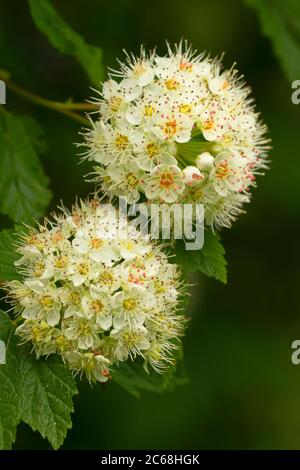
82,42,269,229
6,200,185,382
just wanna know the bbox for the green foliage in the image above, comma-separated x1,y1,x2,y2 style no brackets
0,228,21,282
0,311,78,449
245,0,300,81
0,0,234,450
175,230,227,283
28,0,104,85
0,111,51,223
0,313,22,449
112,351,188,398
19,354,78,450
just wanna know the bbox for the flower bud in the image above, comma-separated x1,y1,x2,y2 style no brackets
196,152,214,171
182,166,204,185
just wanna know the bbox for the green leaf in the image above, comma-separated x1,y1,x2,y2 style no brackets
0,228,22,282
28,0,104,85
20,354,78,450
112,351,188,398
0,313,22,449
0,311,78,450
175,230,227,283
245,0,300,81
0,111,52,223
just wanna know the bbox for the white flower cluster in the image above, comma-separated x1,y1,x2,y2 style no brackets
6,200,185,382
83,42,269,229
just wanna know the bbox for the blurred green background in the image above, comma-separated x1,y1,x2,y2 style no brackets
1,0,300,450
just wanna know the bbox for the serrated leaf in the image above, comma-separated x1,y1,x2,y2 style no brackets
28,0,104,85
112,351,188,398
0,229,21,282
0,313,22,449
0,111,51,223
245,0,300,81
0,311,78,450
175,230,227,283
20,355,78,450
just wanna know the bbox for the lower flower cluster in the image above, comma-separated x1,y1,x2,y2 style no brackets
6,200,186,382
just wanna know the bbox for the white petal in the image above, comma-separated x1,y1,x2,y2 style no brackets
46,309,61,326
73,237,90,254
126,106,143,125
139,68,155,86
102,79,119,100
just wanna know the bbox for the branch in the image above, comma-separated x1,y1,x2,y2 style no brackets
0,69,98,126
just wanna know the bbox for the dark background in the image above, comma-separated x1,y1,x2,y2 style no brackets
1,0,300,450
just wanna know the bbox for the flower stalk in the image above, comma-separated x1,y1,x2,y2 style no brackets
0,69,97,125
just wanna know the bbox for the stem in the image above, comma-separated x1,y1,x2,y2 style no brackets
0,70,97,126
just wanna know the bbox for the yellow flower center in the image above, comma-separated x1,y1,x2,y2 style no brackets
154,280,166,293
159,172,175,188
90,238,103,249
99,271,114,285
123,298,137,311
51,231,64,244
122,331,139,346
146,142,159,158
132,62,146,77
126,172,139,187
70,291,81,305
179,103,192,115
202,119,214,131
222,134,233,144
163,119,178,137
179,60,193,72
144,105,155,117
165,78,180,91
109,96,123,112
55,256,67,269
40,295,54,309
78,263,89,275
79,320,91,335
32,322,49,342
91,300,104,313
33,262,45,277
216,161,230,180
115,134,129,151
122,240,134,250
26,234,45,250
56,335,68,352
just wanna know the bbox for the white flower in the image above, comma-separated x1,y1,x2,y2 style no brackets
111,326,151,361
81,293,112,330
105,162,145,203
67,255,100,287
6,199,186,382
212,153,252,196
132,133,177,172
111,284,156,330
82,41,269,230
72,227,119,265
151,112,194,143
145,164,185,203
